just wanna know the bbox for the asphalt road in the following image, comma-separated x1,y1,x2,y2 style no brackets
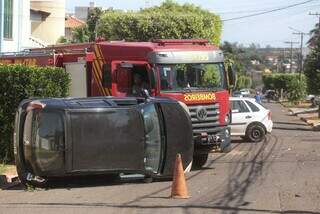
1,102,320,214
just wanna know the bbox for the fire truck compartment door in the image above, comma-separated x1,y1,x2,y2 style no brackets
64,62,87,97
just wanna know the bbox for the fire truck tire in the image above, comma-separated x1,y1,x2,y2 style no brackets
192,154,208,169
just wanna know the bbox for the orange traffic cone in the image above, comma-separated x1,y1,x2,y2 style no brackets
170,154,190,199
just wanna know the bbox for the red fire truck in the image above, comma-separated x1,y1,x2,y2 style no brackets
1,39,235,168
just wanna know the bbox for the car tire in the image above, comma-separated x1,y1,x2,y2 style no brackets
245,123,266,142
192,154,208,169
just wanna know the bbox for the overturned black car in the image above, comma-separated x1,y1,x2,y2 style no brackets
14,97,193,187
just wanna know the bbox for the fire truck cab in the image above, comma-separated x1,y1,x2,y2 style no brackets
89,39,234,167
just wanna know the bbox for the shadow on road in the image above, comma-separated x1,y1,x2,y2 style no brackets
2,202,320,214
3,174,148,191
273,126,314,132
274,121,309,126
201,134,281,214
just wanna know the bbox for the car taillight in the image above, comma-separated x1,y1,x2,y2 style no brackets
268,111,272,120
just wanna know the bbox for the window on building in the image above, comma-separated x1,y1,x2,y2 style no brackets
4,0,13,39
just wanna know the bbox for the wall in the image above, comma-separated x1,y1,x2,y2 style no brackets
0,0,30,52
31,0,65,45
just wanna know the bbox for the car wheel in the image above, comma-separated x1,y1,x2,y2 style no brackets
245,124,266,142
192,154,208,169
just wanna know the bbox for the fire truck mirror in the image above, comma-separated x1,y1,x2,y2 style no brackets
227,65,236,89
102,64,112,88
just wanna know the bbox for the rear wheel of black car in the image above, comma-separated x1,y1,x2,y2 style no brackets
245,124,266,142
192,154,208,169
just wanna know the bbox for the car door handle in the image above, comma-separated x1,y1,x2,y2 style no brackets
245,115,252,119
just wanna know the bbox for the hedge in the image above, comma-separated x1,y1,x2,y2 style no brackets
97,11,222,45
262,73,307,102
0,64,70,163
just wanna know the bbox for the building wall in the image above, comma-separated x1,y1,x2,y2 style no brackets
31,0,65,45
0,0,30,52
75,7,88,22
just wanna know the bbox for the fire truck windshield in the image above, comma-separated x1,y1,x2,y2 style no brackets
158,63,226,92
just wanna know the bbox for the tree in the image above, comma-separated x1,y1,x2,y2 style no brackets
96,1,222,45
304,37,320,94
57,36,69,44
287,77,307,104
72,26,90,43
87,7,103,42
308,23,319,47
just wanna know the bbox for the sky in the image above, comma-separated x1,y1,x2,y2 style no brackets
66,0,320,47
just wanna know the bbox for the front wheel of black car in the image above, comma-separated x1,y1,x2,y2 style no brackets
192,154,208,169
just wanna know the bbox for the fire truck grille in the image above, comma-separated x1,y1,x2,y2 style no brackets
187,103,221,137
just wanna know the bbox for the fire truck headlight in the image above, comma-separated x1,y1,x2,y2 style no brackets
224,114,231,124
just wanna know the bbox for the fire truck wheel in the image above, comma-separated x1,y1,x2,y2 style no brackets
192,154,208,169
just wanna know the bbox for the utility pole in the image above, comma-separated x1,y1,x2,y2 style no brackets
284,41,299,73
289,27,310,79
309,12,320,30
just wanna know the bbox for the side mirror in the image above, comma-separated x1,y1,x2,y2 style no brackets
227,65,236,89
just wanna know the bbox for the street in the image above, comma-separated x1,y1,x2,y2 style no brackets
1,102,320,214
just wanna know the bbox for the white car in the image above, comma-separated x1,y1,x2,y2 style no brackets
240,89,251,96
230,97,273,142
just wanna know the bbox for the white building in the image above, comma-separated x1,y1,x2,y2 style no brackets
0,0,30,52
0,0,65,53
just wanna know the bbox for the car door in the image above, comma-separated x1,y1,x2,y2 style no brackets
244,100,265,122
230,100,252,135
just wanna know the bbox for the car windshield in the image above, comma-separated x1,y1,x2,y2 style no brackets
142,104,162,173
158,63,226,92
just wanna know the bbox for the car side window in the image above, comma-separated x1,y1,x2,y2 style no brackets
245,101,260,112
231,100,250,113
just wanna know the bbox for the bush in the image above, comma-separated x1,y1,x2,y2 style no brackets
0,64,70,163
287,77,307,103
262,73,307,101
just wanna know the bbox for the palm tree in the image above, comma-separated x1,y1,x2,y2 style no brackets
308,23,319,47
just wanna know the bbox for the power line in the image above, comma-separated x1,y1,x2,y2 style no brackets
222,0,319,22
284,41,300,73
